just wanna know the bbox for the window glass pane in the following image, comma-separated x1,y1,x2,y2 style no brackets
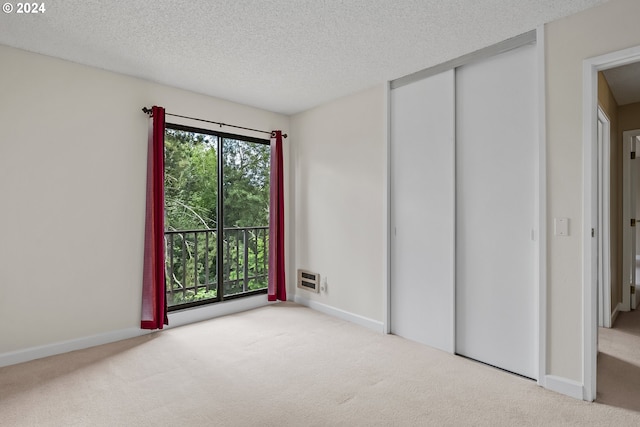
165,130,218,230
222,138,270,296
164,129,218,307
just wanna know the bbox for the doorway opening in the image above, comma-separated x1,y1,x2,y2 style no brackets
584,45,640,403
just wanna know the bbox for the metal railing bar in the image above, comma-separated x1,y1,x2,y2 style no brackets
181,233,187,299
205,231,209,292
194,232,198,295
228,234,231,295
236,231,241,292
169,234,174,295
165,226,267,235
263,229,268,275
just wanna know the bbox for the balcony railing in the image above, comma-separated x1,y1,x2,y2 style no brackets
165,226,269,309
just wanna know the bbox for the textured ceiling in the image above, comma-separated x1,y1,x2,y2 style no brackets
0,0,608,115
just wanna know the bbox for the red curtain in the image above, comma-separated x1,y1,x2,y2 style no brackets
268,131,287,301
141,106,168,329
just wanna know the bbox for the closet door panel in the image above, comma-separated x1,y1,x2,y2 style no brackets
455,43,537,379
390,70,455,353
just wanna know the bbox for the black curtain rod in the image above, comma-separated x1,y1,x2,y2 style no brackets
142,107,287,138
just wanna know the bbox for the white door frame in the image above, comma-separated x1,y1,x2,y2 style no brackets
597,107,612,328
535,26,547,386
582,44,640,402
623,130,640,312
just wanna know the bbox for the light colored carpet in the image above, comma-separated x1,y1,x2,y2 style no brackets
598,307,640,413
1,302,639,426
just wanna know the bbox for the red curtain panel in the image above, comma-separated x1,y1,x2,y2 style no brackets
268,131,286,301
141,106,168,329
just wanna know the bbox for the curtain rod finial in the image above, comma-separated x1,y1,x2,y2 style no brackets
271,131,288,139
142,107,152,115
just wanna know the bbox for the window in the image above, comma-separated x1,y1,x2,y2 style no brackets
164,124,270,310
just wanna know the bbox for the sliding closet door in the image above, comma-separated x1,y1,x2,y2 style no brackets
455,44,537,378
390,70,455,353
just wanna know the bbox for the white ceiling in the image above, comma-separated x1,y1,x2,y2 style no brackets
0,0,608,115
602,62,640,106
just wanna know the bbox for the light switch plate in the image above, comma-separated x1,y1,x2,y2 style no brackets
555,218,569,236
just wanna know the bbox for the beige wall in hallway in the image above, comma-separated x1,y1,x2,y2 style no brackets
618,102,640,143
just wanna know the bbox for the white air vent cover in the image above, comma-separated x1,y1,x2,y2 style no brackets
297,269,320,293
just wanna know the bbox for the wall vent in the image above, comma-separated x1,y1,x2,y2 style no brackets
297,269,320,293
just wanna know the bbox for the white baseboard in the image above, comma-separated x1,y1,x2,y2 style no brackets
544,375,584,400
294,295,384,333
0,294,273,368
611,302,622,326
0,327,152,368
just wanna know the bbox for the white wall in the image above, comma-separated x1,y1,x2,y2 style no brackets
290,85,387,323
0,45,289,356
545,0,640,381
